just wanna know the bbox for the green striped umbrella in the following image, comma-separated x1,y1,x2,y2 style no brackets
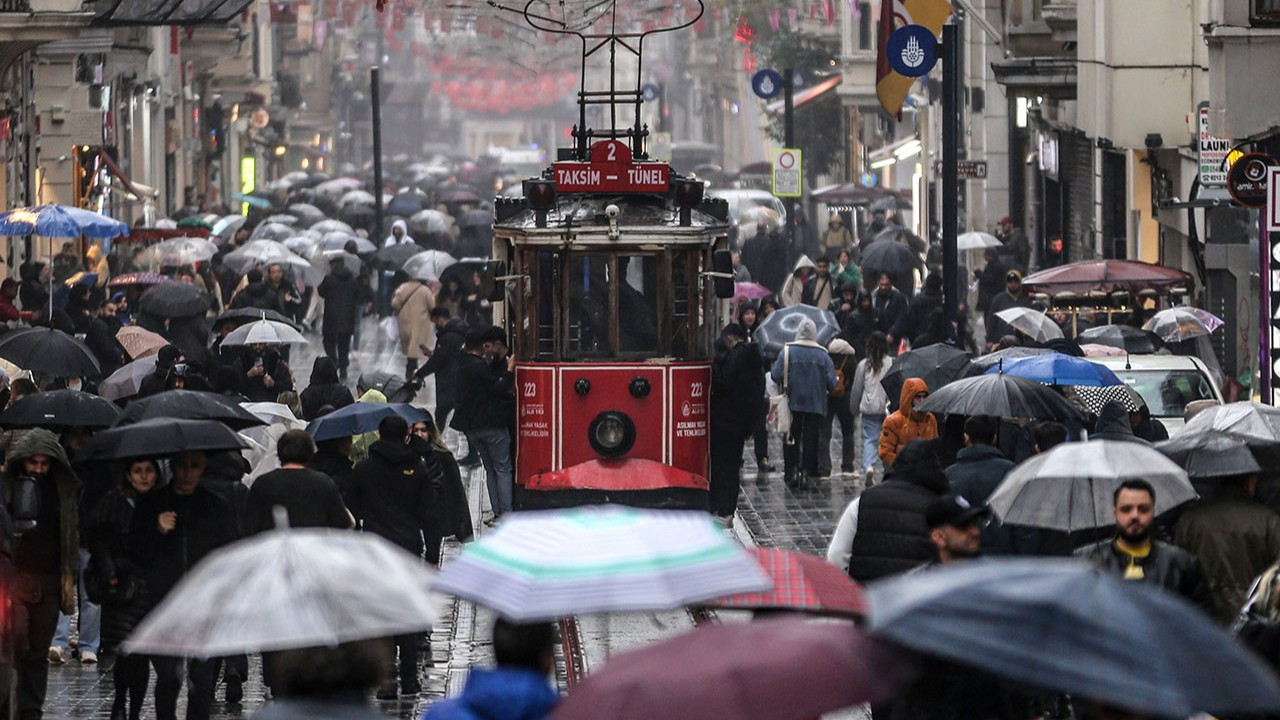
433,506,771,622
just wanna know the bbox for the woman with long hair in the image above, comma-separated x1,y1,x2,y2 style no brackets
848,332,894,485
89,459,162,720
408,417,472,562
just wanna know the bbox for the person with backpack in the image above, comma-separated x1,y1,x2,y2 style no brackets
818,338,857,477
847,331,894,485
769,319,837,489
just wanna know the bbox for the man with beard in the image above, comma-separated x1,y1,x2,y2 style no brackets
1077,480,1209,608
925,495,988,564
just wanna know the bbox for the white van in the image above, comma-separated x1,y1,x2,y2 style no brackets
706,188,787,227
1093,354,1224,433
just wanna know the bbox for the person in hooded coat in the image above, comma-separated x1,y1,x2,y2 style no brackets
900,273,944,348
408,416,472,551
380,220,415,315
422,619,558,720
879,377,939,469
843,439,951,582
770,318,837,488
3,430,80,720
318,255,366,380
1091,400,1150,444
300,357,354,421
348,415,437,698
818,338,858,476
709,324,764,521
779,255,815,308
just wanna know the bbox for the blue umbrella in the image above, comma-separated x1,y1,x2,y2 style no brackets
0,204,129,238
305,402,431,441
983,353,1122,387
867,559,1280,718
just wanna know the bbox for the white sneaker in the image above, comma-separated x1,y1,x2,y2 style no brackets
47,647,65,665
864,467,875,486
80,650,98,665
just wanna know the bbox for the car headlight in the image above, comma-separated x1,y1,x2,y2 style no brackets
588,411,636,459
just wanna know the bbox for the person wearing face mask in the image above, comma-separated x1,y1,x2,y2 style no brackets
89,459,163,720
129,450,237,720
878,377,937,470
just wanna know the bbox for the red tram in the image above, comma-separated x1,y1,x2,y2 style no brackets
491,136,732,509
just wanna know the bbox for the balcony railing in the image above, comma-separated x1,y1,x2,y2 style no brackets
0,0,33,12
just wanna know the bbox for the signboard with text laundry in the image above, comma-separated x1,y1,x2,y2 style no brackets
553,139,670,193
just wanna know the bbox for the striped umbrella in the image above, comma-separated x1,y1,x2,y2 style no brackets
433,506,772,622
709,548,868,618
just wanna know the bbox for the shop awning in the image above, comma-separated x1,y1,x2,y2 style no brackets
87,0,254,26
765,74,842,114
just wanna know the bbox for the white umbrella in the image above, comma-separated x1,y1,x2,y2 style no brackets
994,307,1064,342
284,236,319,258
223,240,312,274
958,231,1002,250
124,529,440,657
142,236,218,267
401,250,456,283
1142,307,1223,343
311,219,355,235
222,319,308,346
239,401,299,425
987,440,1196,532
340,190,376,207
314,178,362,198
433,505,772,622
212,215,246,239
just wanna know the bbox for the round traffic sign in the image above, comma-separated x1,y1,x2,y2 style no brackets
777,151,796,170
751,69,783,100
886,25,939,78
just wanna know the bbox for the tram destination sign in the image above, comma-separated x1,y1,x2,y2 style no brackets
553,140,670,193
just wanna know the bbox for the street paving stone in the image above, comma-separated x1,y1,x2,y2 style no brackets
46,317,875,718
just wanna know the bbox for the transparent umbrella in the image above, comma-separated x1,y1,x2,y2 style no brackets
124,528,440,658
402,250,457,283
222,320,308,347
1143,307,1223,343
994,307,1064,342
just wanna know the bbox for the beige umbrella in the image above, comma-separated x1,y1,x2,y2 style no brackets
116,326,169,359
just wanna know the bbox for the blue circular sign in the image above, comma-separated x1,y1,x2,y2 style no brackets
641,83,660,102
886,25,938,78
751,69,783,100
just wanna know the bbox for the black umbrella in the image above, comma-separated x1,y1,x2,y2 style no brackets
76,417,248,461
915,372,1078,421
117,389,266,430
0,327,100,378
871,195,911,212
387,193,428,217
357,371,407,401
1155,433,1261,480
1077,324,1162,354
457,209,492,228
873,225,928,254
214,307,302,331
753,305,841,362
338,205,377,232
375,243,423,270
0,389,121,429
880,343,971,408
859,239,921,279
138,282,211,319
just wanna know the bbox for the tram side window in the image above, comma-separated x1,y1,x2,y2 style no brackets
669,252,691,358
567,254,612,357
535,251,555,358
619,255,659,354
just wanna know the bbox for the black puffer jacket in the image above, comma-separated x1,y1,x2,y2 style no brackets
451,352,514,433
412,317,468,405
129,484,237,602
711,339,765,439
300,357,354,420
350,439,438,554
88,485,153,650
848,440,950,583
318,264,363,334
1075,538,1212,610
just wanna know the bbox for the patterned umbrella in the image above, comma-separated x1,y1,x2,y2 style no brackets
433,506,771,622
709,548,868,618
116,326,169,359
1065,383,1145,414
753,305,841,361
107,272,169,288
1143,307,1223,343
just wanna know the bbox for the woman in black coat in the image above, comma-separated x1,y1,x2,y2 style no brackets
409,418,473,563
89,459,162,720
299,356,354,420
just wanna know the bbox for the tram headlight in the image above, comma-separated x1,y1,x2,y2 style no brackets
588,411,636,459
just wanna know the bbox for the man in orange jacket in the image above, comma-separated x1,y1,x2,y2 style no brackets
879,377,938,468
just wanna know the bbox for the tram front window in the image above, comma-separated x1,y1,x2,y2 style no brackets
565,253,660,358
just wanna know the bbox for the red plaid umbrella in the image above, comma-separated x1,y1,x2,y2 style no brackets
710,548,868,618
